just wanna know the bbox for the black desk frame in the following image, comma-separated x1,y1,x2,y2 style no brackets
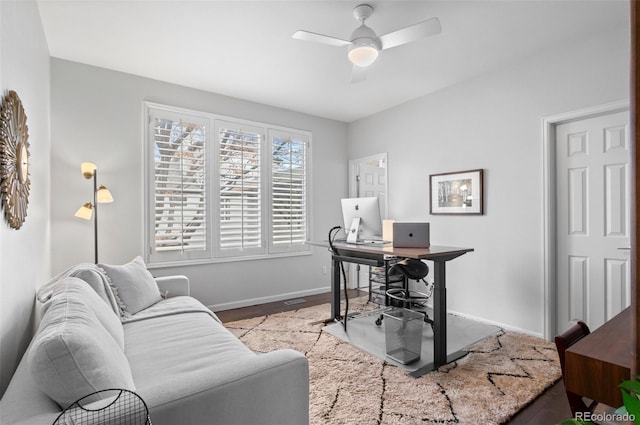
330,243,473,370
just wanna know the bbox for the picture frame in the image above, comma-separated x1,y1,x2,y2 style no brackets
429,169,484,215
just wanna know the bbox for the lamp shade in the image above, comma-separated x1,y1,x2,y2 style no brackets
96,185,114,203
74,203,93,220
81,162,97,179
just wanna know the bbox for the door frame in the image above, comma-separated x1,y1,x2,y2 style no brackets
542,99,630,340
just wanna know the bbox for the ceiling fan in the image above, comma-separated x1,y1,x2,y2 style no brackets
292,3,441,83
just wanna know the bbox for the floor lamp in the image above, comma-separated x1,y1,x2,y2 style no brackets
74,162,114,264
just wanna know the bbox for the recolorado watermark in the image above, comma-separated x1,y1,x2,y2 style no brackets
575,411,636,423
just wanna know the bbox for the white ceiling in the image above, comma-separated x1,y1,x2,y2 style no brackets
37,0,629,123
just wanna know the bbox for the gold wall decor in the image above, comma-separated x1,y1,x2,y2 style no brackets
0,91,31,229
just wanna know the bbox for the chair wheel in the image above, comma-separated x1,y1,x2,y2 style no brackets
375,316,383,326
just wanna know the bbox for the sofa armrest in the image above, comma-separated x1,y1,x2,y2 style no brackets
141,349,309,425
154,275,190,298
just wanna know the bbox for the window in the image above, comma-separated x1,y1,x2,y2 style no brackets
270,129,309,253
216,121,264,257
147,109,210,264
145,103,311,266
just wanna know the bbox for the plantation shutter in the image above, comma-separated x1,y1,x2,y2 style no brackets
269,130,309,252
149,110,210,262
216,121,265,256
145,103,312,265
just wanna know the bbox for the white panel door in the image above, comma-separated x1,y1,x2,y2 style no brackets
348,153,388,289
348,153,388,216
556,110,631,333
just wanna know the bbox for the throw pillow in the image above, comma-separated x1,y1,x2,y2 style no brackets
28,295,135,408
99,256,162,315
73,268,122,315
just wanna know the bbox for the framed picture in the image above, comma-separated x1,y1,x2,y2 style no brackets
429,169,484,215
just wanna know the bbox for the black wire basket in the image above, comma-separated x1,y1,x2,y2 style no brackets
52,389,152,425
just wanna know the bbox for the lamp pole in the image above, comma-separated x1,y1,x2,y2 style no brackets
93,169,98,264
76,163,113,264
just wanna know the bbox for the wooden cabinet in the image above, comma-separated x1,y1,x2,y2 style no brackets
565,307,632,408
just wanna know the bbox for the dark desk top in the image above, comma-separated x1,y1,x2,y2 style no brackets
565,307,633,407
567,307,633,367
327,241,474,261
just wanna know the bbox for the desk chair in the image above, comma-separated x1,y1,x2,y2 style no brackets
554,321,597,417
53,389,152,425
375,258,433,326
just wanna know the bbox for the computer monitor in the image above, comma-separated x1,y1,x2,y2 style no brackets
341,197,383,243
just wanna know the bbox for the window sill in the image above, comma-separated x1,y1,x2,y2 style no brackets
146,249,312,269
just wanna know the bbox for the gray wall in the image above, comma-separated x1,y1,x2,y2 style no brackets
0,0,630,398
50,59,348,310
348,27,629,336
0,1,51,396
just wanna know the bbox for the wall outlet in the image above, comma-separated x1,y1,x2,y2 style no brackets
322,266,328,275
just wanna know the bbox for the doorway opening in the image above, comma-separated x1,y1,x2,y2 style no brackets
347,153,389,289
543,100,630,340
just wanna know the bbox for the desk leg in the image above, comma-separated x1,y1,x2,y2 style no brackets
433,260,447,368
331,256,341,320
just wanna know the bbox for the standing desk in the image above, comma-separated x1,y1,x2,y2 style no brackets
329,242,474,370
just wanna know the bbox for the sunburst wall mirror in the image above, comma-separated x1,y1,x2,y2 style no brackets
0,90,31,230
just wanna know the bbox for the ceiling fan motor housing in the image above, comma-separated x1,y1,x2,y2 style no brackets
350,24,382,50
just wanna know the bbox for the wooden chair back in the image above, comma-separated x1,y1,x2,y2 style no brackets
554,321,597,416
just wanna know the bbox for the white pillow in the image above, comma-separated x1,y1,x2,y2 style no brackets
28,294,135,408
73,268,122,315
99,256,162,315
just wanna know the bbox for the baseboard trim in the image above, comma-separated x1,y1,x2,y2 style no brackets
209,286,331,312
448,309,545,340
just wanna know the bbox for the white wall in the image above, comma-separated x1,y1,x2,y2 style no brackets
50,59,348,310
348,27,630,336
0,1,51,396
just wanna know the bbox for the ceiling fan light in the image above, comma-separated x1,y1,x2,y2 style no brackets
348,44,379,67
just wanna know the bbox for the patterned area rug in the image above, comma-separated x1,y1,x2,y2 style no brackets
225,297,561,425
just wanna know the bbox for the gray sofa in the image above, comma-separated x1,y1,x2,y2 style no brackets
0,259,309,425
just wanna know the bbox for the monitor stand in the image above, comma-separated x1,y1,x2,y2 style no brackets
345,218,388,245
346,217,360,244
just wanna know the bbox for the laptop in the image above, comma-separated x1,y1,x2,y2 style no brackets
392,222,430,248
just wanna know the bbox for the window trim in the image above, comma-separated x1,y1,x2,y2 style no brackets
143,102,312,268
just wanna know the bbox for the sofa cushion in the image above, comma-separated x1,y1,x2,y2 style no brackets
27,292,135,408
123,306,255,400
46,277,125,349
99,256,162,315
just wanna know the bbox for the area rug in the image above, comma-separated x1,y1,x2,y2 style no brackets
225,297,561,425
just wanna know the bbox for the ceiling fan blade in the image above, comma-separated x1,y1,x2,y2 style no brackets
380,17,441,50
351,65,368,84
292,30,352,47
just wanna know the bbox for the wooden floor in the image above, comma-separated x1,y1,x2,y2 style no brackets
216,290,572,425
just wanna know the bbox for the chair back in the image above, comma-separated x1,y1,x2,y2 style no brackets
53,389,151,425
554,321,594,416
554,321,590,374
